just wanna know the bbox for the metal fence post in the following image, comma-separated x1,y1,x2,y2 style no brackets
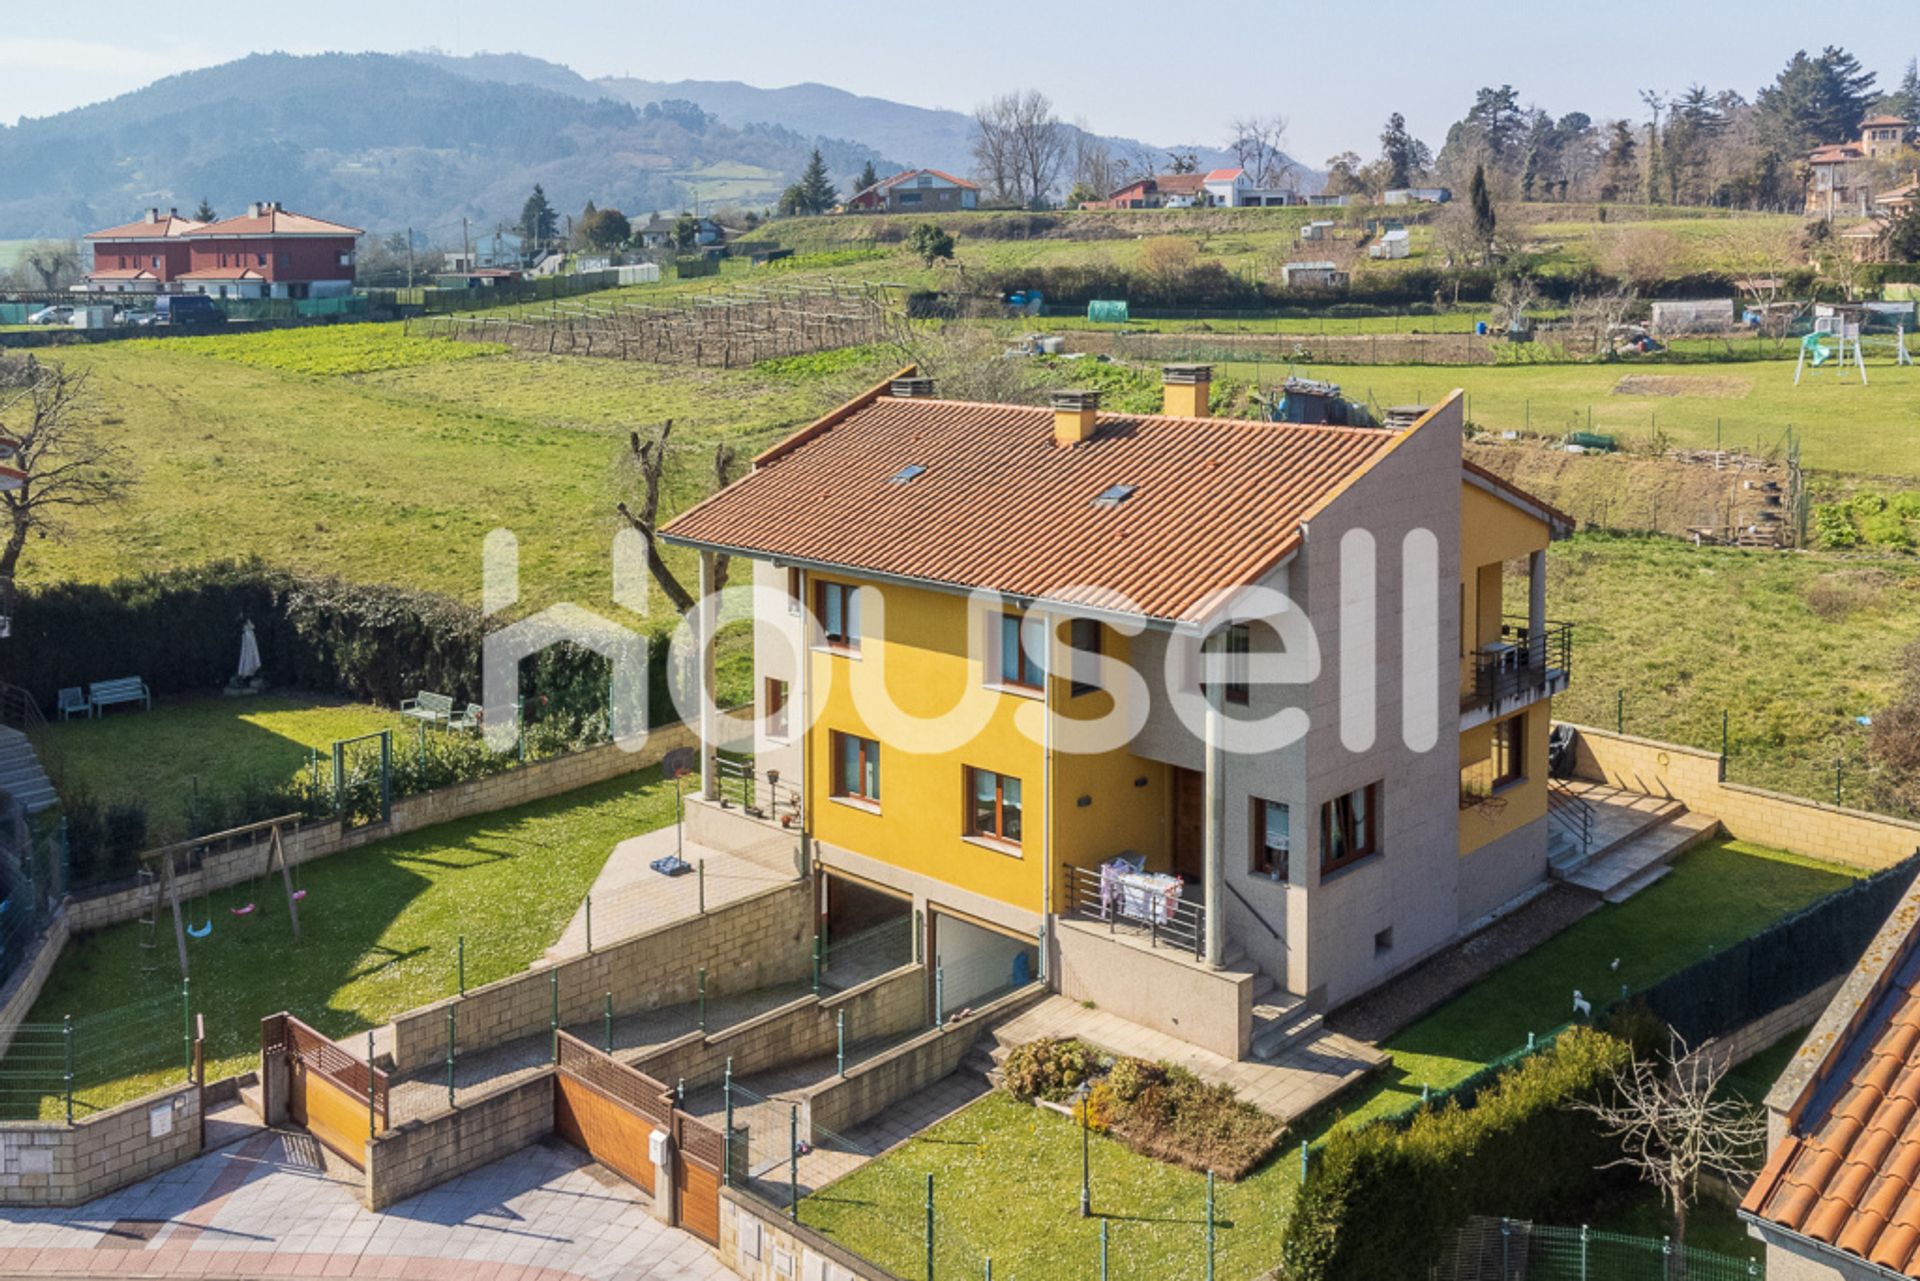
181,978,191,1080
1616,689,1625,734
458,935,466,995
1502,1219,1511,1278
1836,759,1844,805
1101,1219,1109,1281
699,967,708,1032
836,1010,845,1075
446,1008,456,1108
550,969,559,1063
604,992,614,1052
934,959,945,1027
723,1057,735,1187
1300,1139,1309,1183
367,1031,377,1138
1205,1170,1215,1281
62,1015,73,1125
926,1172,935,1281
812,933,822,994
1035,926,1046,982
914,909,924,964
698,859,706,913
585,894,592,953
1580,1224,1589,1281
789,1104,800,1221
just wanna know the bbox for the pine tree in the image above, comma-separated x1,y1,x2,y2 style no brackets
193,198,216,222
519,185,556,248
1378,113,1431,190
1469,164,1496,261
854,160,879,194
796,149,837,214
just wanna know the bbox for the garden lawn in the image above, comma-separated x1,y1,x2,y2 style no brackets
801,1091,1292,1281
47,693,412,842
11,769,672,1118
1317,838,1860,1134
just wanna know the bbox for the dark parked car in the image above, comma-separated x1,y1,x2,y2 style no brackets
153,294,223,327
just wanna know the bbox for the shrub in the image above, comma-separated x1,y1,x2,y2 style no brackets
62,790,108,885
1073,1080,1117,1133
1812,504,1861,550
1001,1037,1097,1102
1281,1027,1632,1281
1114,1065,1280,1179
102,799,149,865
1106,1055,1160,1103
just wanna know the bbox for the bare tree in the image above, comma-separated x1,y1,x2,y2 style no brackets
10,241,82,292
971,91,1066,206
1576,1032,1768,1264
0,357,132,605
1226,114,1296,190
1568,284,1641,358
615,420,735,612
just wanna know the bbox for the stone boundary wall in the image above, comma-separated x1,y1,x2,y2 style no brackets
634,964,925,1091
389,879,812,1074
0,908,68,1062
1569,725,1920,870
0,1080,200,1207
720,1186,906,1281
1703,977,1843,1079
805,984,1045,1139
68,720,702,935
364,1071,554,1212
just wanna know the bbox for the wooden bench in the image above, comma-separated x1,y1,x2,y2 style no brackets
401,692,455,725
57,687,89,720
89,677,151,715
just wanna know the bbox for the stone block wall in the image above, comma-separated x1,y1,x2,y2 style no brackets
719,1187,904,1281
0,908,68,1062
1571,726,1920,870
0,1081,200,1207
634,964,925,1091
390,879,812,1073
364,1072,554,1211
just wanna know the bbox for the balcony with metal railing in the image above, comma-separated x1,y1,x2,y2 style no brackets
1059,861,1205,960
1461,617,1572,726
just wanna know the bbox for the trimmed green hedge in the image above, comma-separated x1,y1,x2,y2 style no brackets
1281,1027,1633,1281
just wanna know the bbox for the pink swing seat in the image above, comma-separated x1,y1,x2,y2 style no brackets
231,902,256,916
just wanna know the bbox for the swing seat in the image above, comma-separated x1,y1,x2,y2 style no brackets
231,902,256,916
186,920,213,939
290,889,307,902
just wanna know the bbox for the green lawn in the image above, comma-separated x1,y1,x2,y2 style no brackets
47,693,411,841
1315,839,1858,1134
802,1091,1293,1281
10,769,671,1118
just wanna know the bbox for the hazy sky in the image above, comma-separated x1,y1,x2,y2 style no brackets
2,1,1913,161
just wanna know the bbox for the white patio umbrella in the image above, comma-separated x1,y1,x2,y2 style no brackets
236,619,262,682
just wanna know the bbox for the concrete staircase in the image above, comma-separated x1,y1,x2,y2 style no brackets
0,727,58,814
1230,946,1326,1063
1549,785,1723,903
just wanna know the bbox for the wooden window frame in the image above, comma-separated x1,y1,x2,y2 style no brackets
1068,618,1102,697
765,678,789,741
1252,798,1291,880
1320,782,1381,874
997,611,1045,692
817,581,860,651
965,767,1023,847
1491,715,1525,790
831,731,880,805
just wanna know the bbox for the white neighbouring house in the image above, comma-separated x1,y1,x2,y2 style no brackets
1203,167,1297,207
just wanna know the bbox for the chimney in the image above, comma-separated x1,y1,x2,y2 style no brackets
168,207,178,219
1161,364,1214,418
144,207,159,224
1051,390,1101,448
890,376,935,399
248,201,264,218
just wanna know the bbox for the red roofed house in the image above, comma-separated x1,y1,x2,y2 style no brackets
83,201,363,298
1742,867,1920,1279
1807,115,1913,218
1080,173,1210,209
1203,167,1298,208
82,208,206,293
842,170,979,213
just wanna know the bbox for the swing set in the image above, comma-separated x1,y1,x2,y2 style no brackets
138,814,308,978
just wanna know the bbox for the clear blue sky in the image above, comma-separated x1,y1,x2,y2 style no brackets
1,0,1912,162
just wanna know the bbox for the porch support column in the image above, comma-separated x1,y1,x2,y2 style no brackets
1527,549,1547,653
698,550,720,802
1202,683,1227,969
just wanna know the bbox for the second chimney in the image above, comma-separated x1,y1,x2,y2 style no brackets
1161,364,1213,418
1051,390,1101,448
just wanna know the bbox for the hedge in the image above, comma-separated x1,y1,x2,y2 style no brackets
0,560,676,730
1280,1026,1634,1281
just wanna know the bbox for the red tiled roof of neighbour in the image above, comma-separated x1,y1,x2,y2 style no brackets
661,372,1423,623
85,214,207,240
84,268,158,280
1205,168,1244,182
1811,144,1866,162
1743,937,1920,1275
176,267,266,281
1863,115,1912,128
855,169,981,201
192,208,363,237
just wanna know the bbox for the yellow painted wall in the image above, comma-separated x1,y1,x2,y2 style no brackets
1048,624,1171,882
805,575,1048,915
1458,701,1551,854
1459,480,1552,687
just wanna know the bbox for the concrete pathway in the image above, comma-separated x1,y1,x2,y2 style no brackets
548,826,796,961
992,994,1384,1122
0,1129,729,1280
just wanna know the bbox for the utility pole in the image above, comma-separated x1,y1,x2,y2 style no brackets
405,225,415,289
462,217,471,270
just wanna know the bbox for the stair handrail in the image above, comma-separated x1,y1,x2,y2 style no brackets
0,682,62,794
1546,778,1594,859
1223,879,1282,941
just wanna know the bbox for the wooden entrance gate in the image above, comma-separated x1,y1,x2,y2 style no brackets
551,1032,723,1244
262,1013,388,1170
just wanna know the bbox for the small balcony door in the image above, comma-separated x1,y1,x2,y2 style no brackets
1171,767,1204,881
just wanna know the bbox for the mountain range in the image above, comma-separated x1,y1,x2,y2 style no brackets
0,50,1310,241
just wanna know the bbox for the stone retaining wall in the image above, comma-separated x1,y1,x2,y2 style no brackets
1569,725,1920,869
0,908,68,1062
0,1081,200,1207
364,1071,554,1212
720,1187,904,1281
389,879,812,1074
634,964,925,1091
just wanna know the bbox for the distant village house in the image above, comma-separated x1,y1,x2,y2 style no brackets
84,202,361,298
842,169,979,213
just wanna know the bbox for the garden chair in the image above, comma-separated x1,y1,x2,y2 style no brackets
57,687,90,720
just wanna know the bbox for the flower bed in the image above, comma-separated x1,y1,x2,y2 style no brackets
1001,1037,1283,1180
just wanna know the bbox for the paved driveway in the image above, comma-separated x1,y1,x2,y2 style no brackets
0,1128,731,1280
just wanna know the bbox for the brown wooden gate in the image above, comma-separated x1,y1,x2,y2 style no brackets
262,1013,388,1170
552,1032,723,1245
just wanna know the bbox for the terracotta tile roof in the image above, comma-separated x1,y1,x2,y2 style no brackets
661,373,1417,623
83,268,158,280
192,208,362,237
1811,145,1866,162
176,267,265,280
1155,174,1210,196
1745,930,1920,1275
85,214,206,240
1863,115,1912,129
1205,168,1245,182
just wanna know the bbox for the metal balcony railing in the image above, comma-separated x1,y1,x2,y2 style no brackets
1061,862,1204,960
1464,618,1573,713
712,754,803,827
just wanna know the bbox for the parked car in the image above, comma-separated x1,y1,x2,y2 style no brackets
152,294,223,327
26,306,72,325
